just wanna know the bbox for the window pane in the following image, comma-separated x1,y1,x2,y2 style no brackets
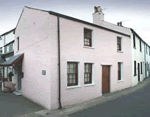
70,63,74,68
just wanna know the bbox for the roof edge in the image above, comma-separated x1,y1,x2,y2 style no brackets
15,6,130,37
0,28,15,36
130,28,149,47
48,11,130,37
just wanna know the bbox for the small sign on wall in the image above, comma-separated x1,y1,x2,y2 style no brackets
42,70,46,75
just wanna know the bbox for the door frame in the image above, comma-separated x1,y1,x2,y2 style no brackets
102,65,111,94
138,63,140,82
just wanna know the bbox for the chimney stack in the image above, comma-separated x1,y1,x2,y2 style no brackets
117,22,123,27
93,6,104,24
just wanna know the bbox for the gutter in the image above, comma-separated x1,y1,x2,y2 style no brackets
57,16,62,109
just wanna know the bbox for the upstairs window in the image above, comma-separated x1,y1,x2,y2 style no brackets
0,47,2,54
17,37,19,51
133,34,136,48
146,46,147,54
67,62,78,86
9,43,13,52
84,63,92,84
84,28,92,47
140,40,142,52
117,37,122,51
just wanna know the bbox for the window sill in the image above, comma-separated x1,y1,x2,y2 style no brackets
83,46,94,49
84,83,95,87
67,85,81,89
117,51,123,53
118,80,124,83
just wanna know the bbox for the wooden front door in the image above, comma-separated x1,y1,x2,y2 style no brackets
102,66,110,94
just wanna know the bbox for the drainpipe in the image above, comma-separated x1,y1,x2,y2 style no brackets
57,16,62,109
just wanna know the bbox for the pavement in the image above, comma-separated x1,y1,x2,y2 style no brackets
0,88,44,117
17,77,150,117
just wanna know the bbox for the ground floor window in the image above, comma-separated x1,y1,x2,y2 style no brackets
118,62,123,80
134,61,136,76
84,63,92,84
67,62,78,86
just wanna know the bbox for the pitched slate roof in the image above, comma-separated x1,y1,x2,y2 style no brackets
1,53,24,66
14,6,130,37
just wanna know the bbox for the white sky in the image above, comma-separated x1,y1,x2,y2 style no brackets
0,0,150,44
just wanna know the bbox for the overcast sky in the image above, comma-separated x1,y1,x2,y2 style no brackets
0,0,150,44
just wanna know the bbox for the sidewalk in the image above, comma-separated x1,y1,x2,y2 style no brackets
18,77,150,117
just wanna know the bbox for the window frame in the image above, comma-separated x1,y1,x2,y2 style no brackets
117,36,122,51
84,63,92,84
0,47,2,54
146,46,147,54
133,34,136,48
17,37,19,51
118,62,122,80
141,62,142,74
134,61,137,76
67,62,78,86
140,40,142,52
84,28,92,47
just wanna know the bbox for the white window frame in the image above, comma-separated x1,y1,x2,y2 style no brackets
118,62,124,82
84,63,95,87
67,61,81,89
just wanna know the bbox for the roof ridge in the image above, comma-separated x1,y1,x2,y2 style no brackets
24,6,49,12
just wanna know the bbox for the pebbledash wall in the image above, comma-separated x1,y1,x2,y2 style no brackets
14,6,132,110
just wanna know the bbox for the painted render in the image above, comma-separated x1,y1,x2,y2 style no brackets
145,44,150,77
131,31,145,86
14,6,132,110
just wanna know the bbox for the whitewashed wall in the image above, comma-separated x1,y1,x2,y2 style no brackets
131,31,145,86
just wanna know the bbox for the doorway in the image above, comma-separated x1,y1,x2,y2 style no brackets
102,66,110,94
138,63,140,82
16,60,23,91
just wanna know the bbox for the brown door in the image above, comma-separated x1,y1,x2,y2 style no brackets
102,66,110,94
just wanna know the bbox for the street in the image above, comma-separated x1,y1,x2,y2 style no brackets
68,84,150,117
0,87,44,117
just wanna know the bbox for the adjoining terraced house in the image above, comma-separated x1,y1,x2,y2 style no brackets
0,29,17,91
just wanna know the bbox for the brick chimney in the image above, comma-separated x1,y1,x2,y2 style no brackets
93,6,104,24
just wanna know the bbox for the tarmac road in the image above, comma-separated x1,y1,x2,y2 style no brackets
68,83,150,117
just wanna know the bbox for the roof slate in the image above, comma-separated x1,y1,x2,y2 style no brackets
1,53,24,66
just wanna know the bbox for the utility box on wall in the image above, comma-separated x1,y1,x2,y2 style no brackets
42,70,46,75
